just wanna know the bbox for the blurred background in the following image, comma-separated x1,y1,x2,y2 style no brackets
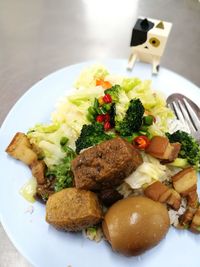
0,0,199,266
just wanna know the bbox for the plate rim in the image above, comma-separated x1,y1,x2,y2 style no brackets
0,58,200,267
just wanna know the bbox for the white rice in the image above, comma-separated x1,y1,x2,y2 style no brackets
167,118,190,134
83,226,103,242
168,198,187,227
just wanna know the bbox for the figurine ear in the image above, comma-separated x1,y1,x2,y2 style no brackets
156,21,164,29
140,18,150,30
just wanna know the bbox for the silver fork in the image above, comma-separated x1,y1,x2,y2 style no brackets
167,93,200,144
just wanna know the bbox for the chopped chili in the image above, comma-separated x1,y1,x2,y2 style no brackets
133,135,150,150
96,115,105,123
104,121,111,131
103,94,112,104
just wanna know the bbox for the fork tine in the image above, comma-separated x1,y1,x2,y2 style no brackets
177,100,196,133
167,93,200,144
171,101,185,123
170,101,191,133
167,103,176,116
183,98,200,132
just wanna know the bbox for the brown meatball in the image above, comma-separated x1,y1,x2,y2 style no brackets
102,196,170,256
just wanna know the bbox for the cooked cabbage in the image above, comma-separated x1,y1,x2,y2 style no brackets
27,123,74,166
74,64,109,89
28,64,175,169
125,153,168,189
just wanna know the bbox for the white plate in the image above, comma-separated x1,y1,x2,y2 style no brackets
0,59,200,267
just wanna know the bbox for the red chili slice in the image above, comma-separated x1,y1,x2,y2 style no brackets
133,135,150,150
104,121,111,131
103,94,112,104
96,115,105,123
104,114,110,122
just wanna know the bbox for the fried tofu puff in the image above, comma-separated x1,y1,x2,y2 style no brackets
46,188,103,231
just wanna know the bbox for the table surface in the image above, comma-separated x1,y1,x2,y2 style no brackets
0,0,200,266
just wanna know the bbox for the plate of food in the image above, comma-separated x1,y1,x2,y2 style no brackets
0,59,200,267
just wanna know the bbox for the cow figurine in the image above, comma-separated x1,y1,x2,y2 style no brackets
127,17,172,74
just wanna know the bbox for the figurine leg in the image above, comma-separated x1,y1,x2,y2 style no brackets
127,53,137,71
152,57,160,75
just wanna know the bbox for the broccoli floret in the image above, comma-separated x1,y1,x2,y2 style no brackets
104,85,121,102
109,103,116,127
75,122,113,154
46,146,76,192
166,130,200,170
115,99,145,136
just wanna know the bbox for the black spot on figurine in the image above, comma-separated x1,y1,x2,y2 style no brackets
130,18,154,47
141,18,150,30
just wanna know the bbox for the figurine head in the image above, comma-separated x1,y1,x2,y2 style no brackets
130,17,172,56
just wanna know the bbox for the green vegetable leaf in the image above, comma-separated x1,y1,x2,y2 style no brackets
75,122,113,154
60,136,69,146
195,226,200,231
46,146,76,192
166,130,200,170
183,224,189,230
105,85,121,102
28,123,59,134
121,77,141,93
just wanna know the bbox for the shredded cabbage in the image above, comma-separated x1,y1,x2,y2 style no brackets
74,65,109,89
28,64,175,168
121,77,141,93
104,74,124,86
115,90,130,121
27,123,74,166
125,153,168,189
51,87,105,127
113,79,174,135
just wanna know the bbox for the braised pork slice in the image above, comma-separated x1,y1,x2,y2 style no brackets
6,132,47,185
187,190,199,209
146,136,181,162
6,132,37,165
71,137,143,190
190,207,200,233
179,207,196,228
167,189,182,211
172,167,197,196
144,181,181,210
30,160,46,185
172,167,200,229
36,177,56,202
46,188,103,231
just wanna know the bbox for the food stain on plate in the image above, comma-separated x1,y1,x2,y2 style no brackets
20,177,37,203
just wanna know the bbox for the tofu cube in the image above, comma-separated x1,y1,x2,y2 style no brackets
46,188,103,231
